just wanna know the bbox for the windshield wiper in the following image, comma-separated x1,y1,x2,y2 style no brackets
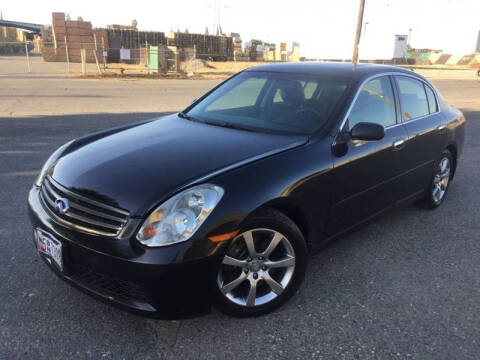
179,112,256,132
178,111,191,120
178,112,205,123
203,120,256,132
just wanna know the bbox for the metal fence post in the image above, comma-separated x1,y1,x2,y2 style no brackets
64,36,70,74
102,37,106,68
81,48,86,75
145,41,150,74
93,50,102,75
24,40,31,73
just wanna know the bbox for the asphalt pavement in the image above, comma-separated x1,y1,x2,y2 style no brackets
0,63,479,359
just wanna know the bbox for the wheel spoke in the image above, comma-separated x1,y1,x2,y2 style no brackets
261,232,283,257
440,160,445,172
221,272,247,294
432,185,441,201
263,273,284,295
243,231,256,257
440,158,449,172
246,280,257,307
264,256,295,269
222,256,247,268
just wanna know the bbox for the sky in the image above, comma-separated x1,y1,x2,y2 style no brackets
2,0,479,59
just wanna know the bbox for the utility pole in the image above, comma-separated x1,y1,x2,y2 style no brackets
408,28,413,46
352,0,366,70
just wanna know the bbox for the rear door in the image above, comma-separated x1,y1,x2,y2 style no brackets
327,75,409,234
393,75,448,195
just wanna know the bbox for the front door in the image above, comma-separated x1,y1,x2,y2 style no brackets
327,75,409,235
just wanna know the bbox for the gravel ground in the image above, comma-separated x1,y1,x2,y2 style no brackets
0,56,479,359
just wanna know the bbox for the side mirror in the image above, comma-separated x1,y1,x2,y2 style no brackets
349,122,385,141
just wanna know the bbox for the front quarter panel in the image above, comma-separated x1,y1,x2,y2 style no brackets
185,137,335,258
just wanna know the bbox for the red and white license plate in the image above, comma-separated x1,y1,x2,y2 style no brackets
35,229,63,272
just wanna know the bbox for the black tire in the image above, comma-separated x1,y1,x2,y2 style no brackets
420,149,454,209
213,209,308,317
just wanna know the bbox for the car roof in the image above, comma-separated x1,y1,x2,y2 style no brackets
245,62,416,81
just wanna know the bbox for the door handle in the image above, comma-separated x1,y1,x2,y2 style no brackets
437,124,446,131
392,139,406,149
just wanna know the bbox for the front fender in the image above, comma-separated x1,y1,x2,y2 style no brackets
192,137,335,253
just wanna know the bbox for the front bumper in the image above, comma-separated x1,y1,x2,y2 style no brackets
28,186,223,319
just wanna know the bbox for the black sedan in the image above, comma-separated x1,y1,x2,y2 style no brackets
28,63,466,318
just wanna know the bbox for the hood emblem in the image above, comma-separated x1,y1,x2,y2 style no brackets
54,198,70,214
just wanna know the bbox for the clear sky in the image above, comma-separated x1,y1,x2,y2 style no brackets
2,0,479,59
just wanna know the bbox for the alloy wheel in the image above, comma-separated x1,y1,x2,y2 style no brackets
217,228,296,307
432,156,451,204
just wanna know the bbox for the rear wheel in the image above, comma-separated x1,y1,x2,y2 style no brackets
421,150,453,209
213,210,307,317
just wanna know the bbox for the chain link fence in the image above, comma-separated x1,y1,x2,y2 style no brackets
0,40,211,76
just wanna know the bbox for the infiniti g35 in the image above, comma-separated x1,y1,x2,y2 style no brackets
28,63,465,318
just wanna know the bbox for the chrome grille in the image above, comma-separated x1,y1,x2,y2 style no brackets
39,176,130,237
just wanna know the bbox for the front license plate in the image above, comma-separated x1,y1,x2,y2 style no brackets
35,229,63,272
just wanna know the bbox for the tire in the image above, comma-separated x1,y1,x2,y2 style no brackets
420,149,454,209
213,209,308,317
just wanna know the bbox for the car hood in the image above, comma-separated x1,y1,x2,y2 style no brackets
50,114,308,216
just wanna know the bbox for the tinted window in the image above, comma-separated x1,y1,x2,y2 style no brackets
273,80,317,103
348,76,396,128
302,81,317,99
188,71,349,135
396,76,429,120
424,85,437,113
206,77,266,111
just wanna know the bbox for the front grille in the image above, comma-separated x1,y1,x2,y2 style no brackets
39,176,130,237
69,264,151,304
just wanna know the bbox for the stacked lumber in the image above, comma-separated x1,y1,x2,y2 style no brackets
0,26,18,41
230,33,243,60
167,32,233,61
41,12,97,63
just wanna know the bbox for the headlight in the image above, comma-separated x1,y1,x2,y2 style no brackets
136,184,224,247
35,140,74,187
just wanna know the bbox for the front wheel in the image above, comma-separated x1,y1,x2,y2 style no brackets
421,150,453,209
213,210,307,317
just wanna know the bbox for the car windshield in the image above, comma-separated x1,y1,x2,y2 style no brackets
185,71,350,135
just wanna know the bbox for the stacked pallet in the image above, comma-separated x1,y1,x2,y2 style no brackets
105,29,166,49
167,32,233,61
41,12,97,63
0,26,18,41
230,32,243,60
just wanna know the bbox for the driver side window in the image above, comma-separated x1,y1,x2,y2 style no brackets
349,76,396,129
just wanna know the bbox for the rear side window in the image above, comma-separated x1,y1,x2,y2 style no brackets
348,76,396,128
396,76,429,121
424,85,438,113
